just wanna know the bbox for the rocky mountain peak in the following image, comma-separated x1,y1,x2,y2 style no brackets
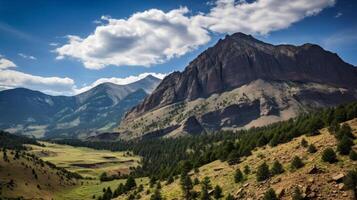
123,32,357,122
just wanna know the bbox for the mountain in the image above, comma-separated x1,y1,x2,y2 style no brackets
119,32,357,139
0,75,161,138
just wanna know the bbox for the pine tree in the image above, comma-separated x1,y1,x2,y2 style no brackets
337,135,353,155
200,177,212,200
150,188,163,200
125,176,137,191
291,186,303,200
234,168,244,183
180,173,193,200
225,194,234,200
243,165,250,175
271,160,284,175
290,156,304,170
307,144,317,153
300,138,308,148
263,188,278,200
349,150,357,161
213,185,223,199
256,162,270,181
321,148,337,163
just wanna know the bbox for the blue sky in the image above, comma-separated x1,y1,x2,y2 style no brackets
0,0,356,95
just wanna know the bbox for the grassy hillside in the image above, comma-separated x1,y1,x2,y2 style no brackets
115,118,357,199
0,149,77,199
27,142,140,179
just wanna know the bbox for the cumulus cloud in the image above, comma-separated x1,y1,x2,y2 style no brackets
54,0,335,69
194,0,336,34
0,57,17,69
74,72,167,94
55,7,210,69
0,56,165,96
18,53,37,60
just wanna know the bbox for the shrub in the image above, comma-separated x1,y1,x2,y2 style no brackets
307,144,317,153
243,165,250,175
263,188,278,200
300,138,308,148
337,136,354,155
343,169,357,191
349,150,357,161
256,162,270,181
321,148,337,163
213,185,223,199
271,160,284,175
225,194,234,200
291,186,304,200
234,168,244,183
290,156,304,170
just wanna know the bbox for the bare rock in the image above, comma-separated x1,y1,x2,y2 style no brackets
332,173,345,182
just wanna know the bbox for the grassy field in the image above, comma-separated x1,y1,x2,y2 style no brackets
54,177,149,200
27,142,141,179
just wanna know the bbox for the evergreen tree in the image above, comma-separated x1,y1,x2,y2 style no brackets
291,186,303,200
225,194,234,200
343,169,357,196
256,162,270,181
150,188,163,200
300,138,308,148
263,188,278,200
290,156,304,170
307,144,317,153
213,185,223,199
243,165,250,175
125,176,137,191
321,148,337,163
271,160,284,175
349,150,357,161
194,177,200,185
180,173,193,200
200,177,212,200
167,175,174,184
234,168,244,183
337,135,353,155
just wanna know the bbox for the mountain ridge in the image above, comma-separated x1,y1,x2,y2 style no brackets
0,75,161,138
119,32,357,139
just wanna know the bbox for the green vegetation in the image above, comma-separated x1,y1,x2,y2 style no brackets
263,188,278,200
256,162,270,181
307,144,317,153
321,148,337,163
290,156,304,170
28,142,140,179
291,186,304,200
337,135,354,155
271,160,284,175
234,168,244,183
52,102,357,181
349,150,357,161
213,185,223,199
200,177,212,200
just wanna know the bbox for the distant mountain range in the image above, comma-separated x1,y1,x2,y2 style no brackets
0,75,161,139
119,32,357,139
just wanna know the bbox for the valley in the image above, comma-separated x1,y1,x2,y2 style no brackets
27,142,140,179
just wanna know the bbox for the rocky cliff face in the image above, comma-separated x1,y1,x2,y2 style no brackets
125,33,357,121
119,32,357,139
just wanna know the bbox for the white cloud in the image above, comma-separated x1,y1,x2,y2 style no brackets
55,7,211,69
49,42,59,46
55,0,335,69
194,0,336,34
74,72,166,94
334,12,342,18
0,56,17,69
0,56,165,96
18,53,37,60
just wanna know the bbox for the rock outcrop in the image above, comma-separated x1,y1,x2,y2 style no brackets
125,33,357,121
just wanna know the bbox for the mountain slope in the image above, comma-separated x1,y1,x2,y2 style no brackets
0,75,161,138
115,118,357,200
119,32,357,139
